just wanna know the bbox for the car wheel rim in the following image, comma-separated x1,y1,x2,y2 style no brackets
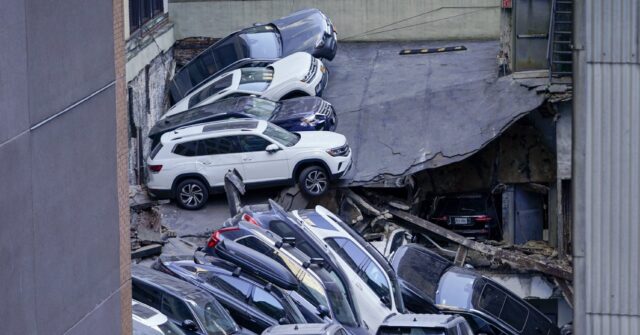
180,183,204,207
304,170,328,195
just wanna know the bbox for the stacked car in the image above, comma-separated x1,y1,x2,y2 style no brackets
136,9,561,335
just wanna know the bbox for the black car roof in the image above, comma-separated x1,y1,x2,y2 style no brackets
132,265,217,305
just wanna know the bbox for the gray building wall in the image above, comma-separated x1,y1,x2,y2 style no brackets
573,0,640,334
168,0,501,41
0,0,129,334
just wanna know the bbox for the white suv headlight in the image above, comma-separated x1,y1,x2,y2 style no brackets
326,144,350,157
302,58,318,83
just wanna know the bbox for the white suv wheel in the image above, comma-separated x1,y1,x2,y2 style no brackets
176,179,209,210
300,166,329,197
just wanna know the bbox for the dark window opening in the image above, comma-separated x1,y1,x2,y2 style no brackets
129,0,164,35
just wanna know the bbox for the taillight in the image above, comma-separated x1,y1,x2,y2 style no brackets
242,213,260,226
148,164,163,173
206,227,239,249
474,215,492,223
431,216,448,222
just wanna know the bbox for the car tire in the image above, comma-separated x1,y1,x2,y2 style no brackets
175,179,209,210
298,166,329,197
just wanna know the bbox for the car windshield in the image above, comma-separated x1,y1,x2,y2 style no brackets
157,320,187,335
240,98,279,119
188,75,234,108
325,284,358,327
263,123,299,146
239,31,281,58
238,68,273,92
435,270,476,310
377,327,446,335
188,300,239,335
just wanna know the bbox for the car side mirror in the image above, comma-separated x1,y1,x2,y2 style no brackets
182,319,198,331
317,305,330,318
266,144,280,153
278,317,289,325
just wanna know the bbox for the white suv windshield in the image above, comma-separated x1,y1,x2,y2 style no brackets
263,123,299,146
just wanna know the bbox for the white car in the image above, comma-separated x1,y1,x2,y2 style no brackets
132,300,186,335
147,119,351,209
376,314,474,335
164,52,328,118
291,206,405,333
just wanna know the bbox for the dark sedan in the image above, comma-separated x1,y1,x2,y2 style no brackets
169,9,337,103
149,97,337,146
391,244,560,335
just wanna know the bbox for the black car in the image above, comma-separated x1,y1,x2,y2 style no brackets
207,221,367,335
149,97,337,146
154,241,308,334
169,9,337,103
429,193,499,240
131,265,248,335
391,244,561,335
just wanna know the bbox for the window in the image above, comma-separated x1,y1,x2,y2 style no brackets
376,327,446,335
161,294,195,324
207,275,252,301
188,75,234,108
251,287,286,320
326,238,368,271
173,141,199,157
150,143,163,159
263,123,299,147
132,280,162,309
198,136,241,156
236,236,281,263
269,220,320,259
238,135,272,152
362,261,390,302
129,0,164,34
477,284,529,332
396,247,450,300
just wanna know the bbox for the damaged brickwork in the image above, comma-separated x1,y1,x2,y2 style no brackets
127,50,173,184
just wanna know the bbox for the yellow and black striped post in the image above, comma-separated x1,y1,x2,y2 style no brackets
399,45,467,55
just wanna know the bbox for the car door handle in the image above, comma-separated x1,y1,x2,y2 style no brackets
242,158,252,162
200,161,212,165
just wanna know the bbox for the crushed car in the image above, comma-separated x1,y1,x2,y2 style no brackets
169,8,337,103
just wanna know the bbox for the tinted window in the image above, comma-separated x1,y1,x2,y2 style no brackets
132,280,162,309
198,136,241,155
207,275,252,301
326,238,367,271
238,135,272,152
269,220,320,258
500,296,528,331
362,261,390,302
173,141,199,157
161,294,195,324
188,75,233,108
239,32,280,58
251,287,286,320
478,284,506,317
396,247,450,300
236,236,281,263
150,143,163,159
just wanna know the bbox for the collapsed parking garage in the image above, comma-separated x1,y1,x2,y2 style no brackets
126,1,577,334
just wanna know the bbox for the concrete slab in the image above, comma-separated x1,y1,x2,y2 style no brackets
322,41,545,185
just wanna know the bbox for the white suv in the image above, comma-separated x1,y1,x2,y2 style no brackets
164,52,328,118
146,119,351,209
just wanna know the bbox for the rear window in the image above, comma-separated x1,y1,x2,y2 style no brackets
433,196,487,216
477,283,529,332
396,248,450,300
150,143,163,159
173,141,199,157
188,75,233,108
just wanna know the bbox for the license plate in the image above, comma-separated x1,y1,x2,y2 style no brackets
455,217,468,225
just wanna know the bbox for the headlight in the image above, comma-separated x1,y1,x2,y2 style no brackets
301,58,318,83
300,113,325,126
326,144,350,157
315,38,325,48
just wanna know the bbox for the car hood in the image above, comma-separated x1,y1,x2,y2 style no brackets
269,52,312,86
272,8,328,55
293,130,346,149
271,96,326,120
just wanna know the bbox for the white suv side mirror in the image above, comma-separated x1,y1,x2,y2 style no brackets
266,144,280,153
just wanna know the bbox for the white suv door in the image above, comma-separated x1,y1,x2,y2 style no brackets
237,135,291,183
195,136,246,187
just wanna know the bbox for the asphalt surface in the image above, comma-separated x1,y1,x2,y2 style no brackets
322,40,544,185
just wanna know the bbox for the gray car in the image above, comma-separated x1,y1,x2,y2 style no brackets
262,323,349,335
